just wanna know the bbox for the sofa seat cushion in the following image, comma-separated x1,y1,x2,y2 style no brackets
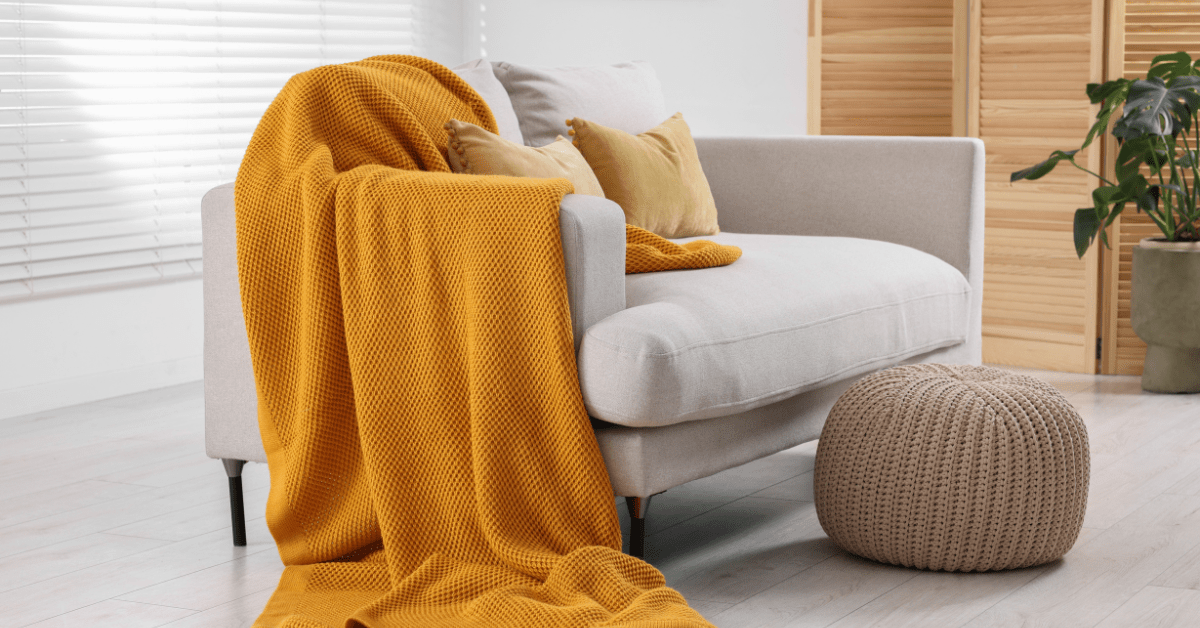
577,233,971,428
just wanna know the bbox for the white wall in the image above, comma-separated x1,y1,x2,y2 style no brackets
475,0,809,136
0,279,203,420
415,0,466,67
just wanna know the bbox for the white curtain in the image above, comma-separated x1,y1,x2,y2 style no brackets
1,0,458,302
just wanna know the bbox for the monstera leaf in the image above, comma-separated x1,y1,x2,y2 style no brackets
1010,150,1080,182
1115,136,1169,181
1082,79,1131,150
1147,51,1197,82
1071,177,1149,258
1113,76,1200,138
1087,78,1132,105
1073,208,1101,258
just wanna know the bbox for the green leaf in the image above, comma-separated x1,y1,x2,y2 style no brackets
1118,175,1149,203
1179,149,1199,169
1117,77,1200,137
1158,183,1186,201
1091,183,1125,212
1169,75,1200,131
1082,106,1116,151
1148,52,1194,82
1136,187,1160,216
1104,201,1128,229
1090,180,1142,227
1074,208,1101,258
1087,78,1132,105
1011,150,1080,182
1081,80,1132,149
1116,137,1167,181
1140,189,1173,238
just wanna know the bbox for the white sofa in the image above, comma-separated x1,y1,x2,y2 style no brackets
203,60,985,557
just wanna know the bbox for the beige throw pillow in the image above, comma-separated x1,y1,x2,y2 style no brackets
445,119,605,198
569,112,719,238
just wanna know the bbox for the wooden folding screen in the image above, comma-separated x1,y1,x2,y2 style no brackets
808,0,962,137
971,0,1107,373
1100,0,1200,375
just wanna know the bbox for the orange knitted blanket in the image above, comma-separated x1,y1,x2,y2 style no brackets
236,56,728,627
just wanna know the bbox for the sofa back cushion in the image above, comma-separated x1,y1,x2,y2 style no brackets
492,61,667,148
451,59,525,145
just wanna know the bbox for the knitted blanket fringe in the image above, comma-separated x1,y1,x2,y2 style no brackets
235,55,723,627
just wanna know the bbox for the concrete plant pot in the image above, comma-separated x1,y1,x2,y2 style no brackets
1131,239,1200,393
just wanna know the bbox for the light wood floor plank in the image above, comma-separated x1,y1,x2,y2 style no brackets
105,480,268,543
826,565,1046,628
961,495,1200,628
0,472,257,559
0,532,169,594
157,588,275,628
0,480,151,530
1082,415,1200,529
117,548,284,611
710,554,916,628
0,525,275,626
654,498,839,605
1092,585,1200,628
689,599,736,623
751,471,815,502
0,440,208,509
23,599,196,628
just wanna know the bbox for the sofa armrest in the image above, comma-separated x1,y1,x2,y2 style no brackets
202,182,266,463
558,194,627,352
694,135,985,364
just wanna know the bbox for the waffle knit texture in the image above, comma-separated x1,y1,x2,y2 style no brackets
235,55,718,627
813,364,1090,572
624,225,740,274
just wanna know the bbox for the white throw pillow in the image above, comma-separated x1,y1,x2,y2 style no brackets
451,59,525,145
491,61,668,148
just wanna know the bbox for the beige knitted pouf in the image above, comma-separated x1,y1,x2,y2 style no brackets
813,364,1090,572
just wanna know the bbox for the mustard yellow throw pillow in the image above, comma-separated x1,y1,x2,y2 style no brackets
445,119,605,198
569,112,719,238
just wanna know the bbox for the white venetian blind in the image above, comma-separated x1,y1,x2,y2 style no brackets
0,0,443,302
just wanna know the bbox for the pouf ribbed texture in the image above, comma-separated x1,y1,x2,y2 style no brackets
813,364,1090,572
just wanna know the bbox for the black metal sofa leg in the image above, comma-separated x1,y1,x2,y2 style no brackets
625,495,654,559
222,459,247,546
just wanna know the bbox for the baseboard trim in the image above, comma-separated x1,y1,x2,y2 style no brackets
0,355,203,421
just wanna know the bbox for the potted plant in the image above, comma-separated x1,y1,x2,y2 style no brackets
1012,52,1200,393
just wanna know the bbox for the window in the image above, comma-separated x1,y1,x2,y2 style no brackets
1,0,446,301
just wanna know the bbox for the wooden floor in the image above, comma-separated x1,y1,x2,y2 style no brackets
2,368,1199,627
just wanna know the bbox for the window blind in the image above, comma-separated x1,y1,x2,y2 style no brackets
0,0,445,302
